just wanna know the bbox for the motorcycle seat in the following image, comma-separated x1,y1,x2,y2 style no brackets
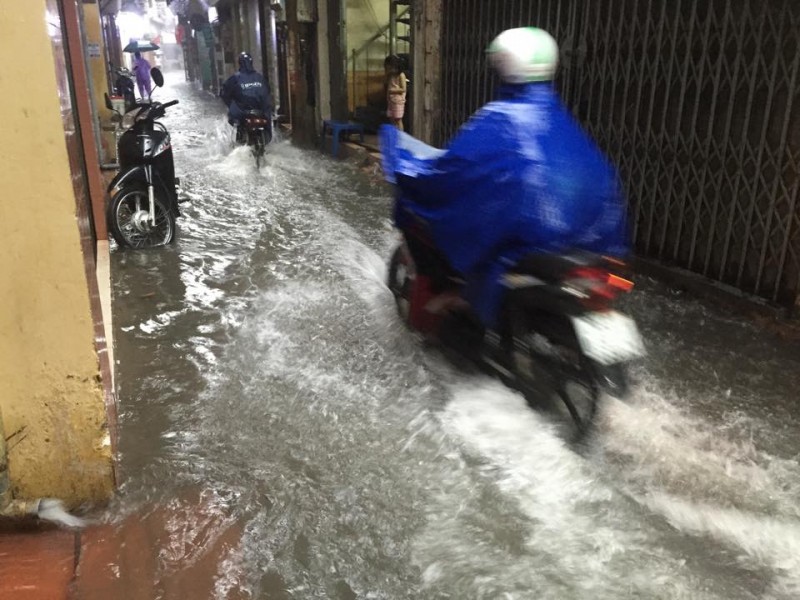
510,252,605,281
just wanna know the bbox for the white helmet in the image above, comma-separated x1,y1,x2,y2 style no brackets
486,27,559,84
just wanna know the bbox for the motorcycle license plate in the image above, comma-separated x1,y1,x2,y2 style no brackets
571,311,645,365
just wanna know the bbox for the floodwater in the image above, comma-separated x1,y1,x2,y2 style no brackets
109,73,800,599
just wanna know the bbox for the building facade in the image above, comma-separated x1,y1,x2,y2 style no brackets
424,0,800,309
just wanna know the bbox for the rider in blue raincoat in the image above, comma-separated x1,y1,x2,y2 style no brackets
221,52,272,127
380,27,629,328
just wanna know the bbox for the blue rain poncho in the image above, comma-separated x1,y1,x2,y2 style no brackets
380,83,629,327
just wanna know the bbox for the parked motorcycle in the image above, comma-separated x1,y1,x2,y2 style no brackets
110,65,137,112
236,109,273,169
387,209,645,438
104,68,181,248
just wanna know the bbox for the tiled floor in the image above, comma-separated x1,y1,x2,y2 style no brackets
70,490,248,599
1,488,248,599
0,528,77,600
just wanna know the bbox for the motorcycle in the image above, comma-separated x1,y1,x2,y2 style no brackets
110,65,137,112
235,109,273,169
387,208,645,439
104,67,181,249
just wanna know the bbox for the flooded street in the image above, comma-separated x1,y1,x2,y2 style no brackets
109,74,800,599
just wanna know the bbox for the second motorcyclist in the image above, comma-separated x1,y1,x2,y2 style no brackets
221,52,273,143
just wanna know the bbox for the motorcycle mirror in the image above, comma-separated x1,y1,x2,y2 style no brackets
104,92,113,110
151,68,164,88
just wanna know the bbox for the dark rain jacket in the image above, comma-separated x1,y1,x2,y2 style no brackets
221,69,272,121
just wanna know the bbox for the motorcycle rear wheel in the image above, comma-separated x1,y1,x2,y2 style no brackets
516,332,601,440
253,146,265,169
108,183,175,249
250,130,269,169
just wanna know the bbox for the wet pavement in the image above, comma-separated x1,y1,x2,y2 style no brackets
104,72,800,599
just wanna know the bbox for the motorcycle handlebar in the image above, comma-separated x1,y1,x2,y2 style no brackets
162,100,179,109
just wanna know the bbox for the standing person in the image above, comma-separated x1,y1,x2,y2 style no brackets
132,51,152,100
221,52,272,141
385,55,407,131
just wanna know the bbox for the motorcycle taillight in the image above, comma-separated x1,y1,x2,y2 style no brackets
563,266,634,308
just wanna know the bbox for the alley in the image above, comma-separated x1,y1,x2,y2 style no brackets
90,73,800,599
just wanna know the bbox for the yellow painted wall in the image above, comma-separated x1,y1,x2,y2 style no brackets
0,0,113,506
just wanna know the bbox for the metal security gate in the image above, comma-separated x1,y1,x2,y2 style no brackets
440,0,800,306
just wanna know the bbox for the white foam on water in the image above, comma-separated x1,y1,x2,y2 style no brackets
209,145,257,179
138,309,186,334
407,379,725,599
330,236,398,317
639,492,800,597
213,543,251,599
597,382,800,520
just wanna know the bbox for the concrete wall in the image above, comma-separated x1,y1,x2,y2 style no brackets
346,0,388,57
245,0,263,72
0,0,113,506
221,1,263,79
346,0,389,97
347,69,384,112
345,0,403,111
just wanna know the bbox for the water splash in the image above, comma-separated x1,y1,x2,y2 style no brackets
108,71,800,599
639,492,800,597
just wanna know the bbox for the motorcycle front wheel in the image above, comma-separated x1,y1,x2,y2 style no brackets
108,184,175,249
387,245,413,325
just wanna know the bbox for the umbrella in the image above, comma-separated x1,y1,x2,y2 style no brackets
123,40,160,53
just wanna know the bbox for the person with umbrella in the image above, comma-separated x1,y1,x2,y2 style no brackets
132,51,152,100
124,40,159,100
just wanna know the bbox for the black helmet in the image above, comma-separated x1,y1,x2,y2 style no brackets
238,52,254,72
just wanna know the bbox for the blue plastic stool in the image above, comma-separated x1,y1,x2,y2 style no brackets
321,120,365,158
